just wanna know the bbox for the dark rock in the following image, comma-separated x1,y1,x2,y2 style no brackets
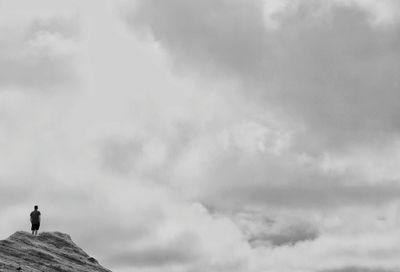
88,257,99,264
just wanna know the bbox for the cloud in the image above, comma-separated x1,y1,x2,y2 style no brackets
321,268,396,272
167,126,400,210
2,1,400,272
107,232,200,267
0,15,81,91
250,226,318,247
233,211,319,247
116,1,400,270
99,137,143,174
125,0,400,149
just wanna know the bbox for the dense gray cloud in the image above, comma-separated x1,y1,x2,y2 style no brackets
126,0,400,148
249,226,318,247
203,176,400,210
116,1,400,270
167,135,400,210
241,214,319,247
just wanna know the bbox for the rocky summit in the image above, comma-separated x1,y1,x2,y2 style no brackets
0,231,112,272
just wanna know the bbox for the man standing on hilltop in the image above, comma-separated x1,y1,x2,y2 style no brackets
30,205,41,236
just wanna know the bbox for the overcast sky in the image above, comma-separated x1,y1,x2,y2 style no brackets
1,0,400,271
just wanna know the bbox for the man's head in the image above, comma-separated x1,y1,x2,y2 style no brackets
34,205,38,210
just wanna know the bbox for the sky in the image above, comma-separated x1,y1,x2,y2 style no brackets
0,0,400,271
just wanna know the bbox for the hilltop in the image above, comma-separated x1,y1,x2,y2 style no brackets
0,231,112,272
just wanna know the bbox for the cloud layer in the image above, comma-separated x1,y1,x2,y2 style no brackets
1,1,400,272
127,0,400,148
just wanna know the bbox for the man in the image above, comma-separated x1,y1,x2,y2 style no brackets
30,205,41,236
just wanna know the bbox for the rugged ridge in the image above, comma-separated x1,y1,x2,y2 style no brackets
0,231,112,272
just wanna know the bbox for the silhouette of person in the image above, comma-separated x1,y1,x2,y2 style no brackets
30,205,41,236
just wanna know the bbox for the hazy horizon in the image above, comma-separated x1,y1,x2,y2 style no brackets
1,1,400,271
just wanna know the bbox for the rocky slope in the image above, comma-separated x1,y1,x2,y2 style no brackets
0,231,112,272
